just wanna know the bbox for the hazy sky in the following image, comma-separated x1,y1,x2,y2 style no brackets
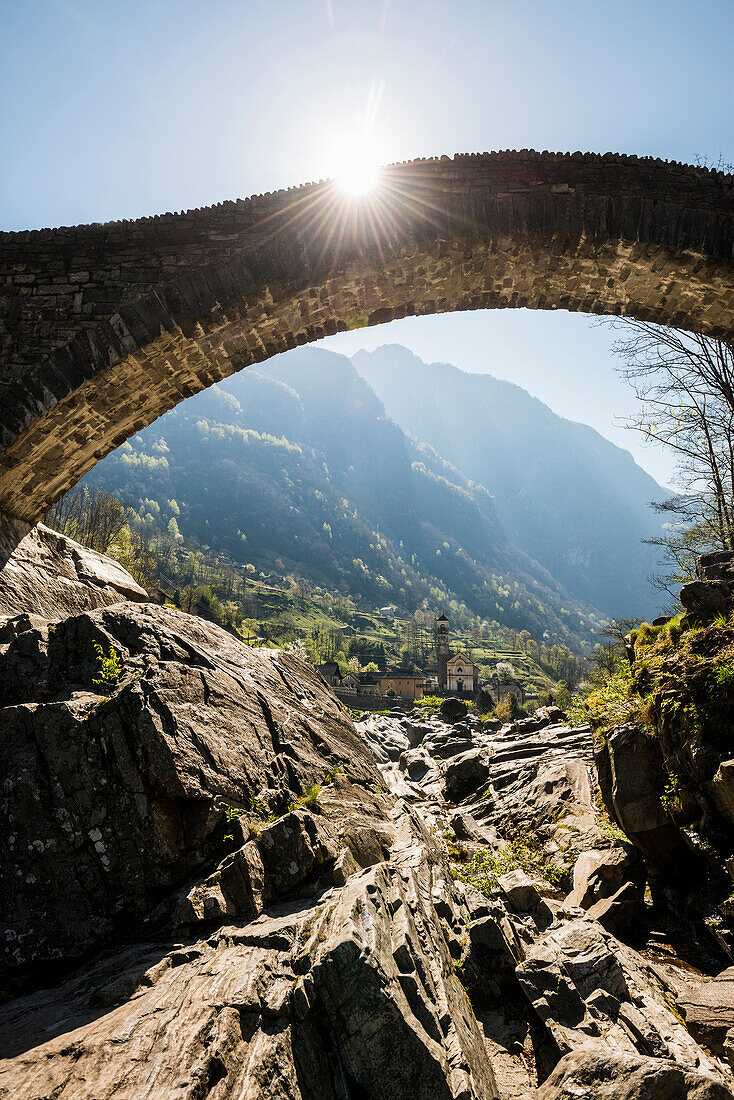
2,0,732,485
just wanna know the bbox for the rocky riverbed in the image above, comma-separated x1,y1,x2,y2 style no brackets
2,527,734,1098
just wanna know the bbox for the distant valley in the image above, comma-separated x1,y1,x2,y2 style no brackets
80,344,667,649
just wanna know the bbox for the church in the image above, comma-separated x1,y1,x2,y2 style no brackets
446,651,478,694
435,613,478,696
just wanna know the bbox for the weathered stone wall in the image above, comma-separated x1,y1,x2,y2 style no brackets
1,150,733,523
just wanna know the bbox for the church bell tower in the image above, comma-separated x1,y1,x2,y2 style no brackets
436,613,449,691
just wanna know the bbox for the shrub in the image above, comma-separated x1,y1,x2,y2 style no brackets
715,660,734,688
495,694,521,723
247,794,278,823
476,687,496,715
92,643,121,686
414,695,444,711
288,784,323,813
450,837,563,897
567,657,638,728
630,621,659,650
661,773,683,815
554,681,572,711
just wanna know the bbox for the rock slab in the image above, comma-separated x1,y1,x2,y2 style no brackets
0,518,147,619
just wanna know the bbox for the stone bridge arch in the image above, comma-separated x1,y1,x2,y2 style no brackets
1,150,733,524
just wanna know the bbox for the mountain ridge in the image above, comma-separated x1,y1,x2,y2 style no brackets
351,343,665,617
82,346,603,649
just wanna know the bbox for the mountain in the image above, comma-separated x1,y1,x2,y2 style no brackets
83,346,602,649
352,345,665,618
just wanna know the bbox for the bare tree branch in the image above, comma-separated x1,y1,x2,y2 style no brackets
603,319,734,598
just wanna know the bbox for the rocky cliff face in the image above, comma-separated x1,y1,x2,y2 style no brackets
1,536,734,1098
595,553,734,960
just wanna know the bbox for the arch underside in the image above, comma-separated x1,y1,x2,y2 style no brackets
2,187,734,524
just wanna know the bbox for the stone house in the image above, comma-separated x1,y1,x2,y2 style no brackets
357,671,381,696
317,661,341,687
484,674,525,706
379,671,424,702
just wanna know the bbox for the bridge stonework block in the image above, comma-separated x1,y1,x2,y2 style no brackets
0,150,733,523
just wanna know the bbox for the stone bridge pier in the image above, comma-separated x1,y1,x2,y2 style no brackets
1,150,733,532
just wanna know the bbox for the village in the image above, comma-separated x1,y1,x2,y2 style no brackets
317,613,530,711
116,521,579,710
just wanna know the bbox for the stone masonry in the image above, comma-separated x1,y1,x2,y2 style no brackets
1,150,734,523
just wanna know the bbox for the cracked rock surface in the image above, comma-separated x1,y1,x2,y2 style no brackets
2,574,734,1097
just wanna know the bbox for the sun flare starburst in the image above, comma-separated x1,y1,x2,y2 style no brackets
328,130,384,197
319,83,388,198
335,152,382,197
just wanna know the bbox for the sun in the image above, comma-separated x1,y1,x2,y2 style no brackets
335,148,382,197
323,125,385,198
317,86,389,198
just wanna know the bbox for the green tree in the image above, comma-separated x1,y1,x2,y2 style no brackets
554,681,572,711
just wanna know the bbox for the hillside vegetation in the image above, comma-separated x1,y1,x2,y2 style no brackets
79,346,604,651
46,480,584,701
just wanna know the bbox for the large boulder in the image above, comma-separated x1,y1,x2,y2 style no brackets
709,761,734,828
497,869,550,915
405,719,432,748
512,706,566,734
586,881,646,938
399,747,435,783
423,728,474,758
482,745,600,883
0,848,499,1100
0,602,381,990
697,551,734,582
516,916,724,1074
0,518,147,619
172,833,266,927
175,807,346,928
680,579,734,621
595,723,698,878
537,1049,733,1099
440,697,468,721
566,845,645,909
358,714,410,762
679,968,734,1061
257,808,340,893
443,749,490,802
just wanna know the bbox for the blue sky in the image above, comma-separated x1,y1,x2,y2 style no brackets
2,0,733,484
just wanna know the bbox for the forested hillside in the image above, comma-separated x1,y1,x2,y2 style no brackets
82,347,602,649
